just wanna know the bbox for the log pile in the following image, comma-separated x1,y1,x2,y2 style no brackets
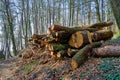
29,22,115,69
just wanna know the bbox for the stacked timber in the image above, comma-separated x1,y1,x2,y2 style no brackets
29,22,116,69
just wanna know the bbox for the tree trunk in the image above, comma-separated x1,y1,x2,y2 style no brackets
50,24,99,32
93,46,120,57
69,30,92,48
88,22,113,29
5,0,17,56
95,0,101,22
71,45,91,69
71,41,102,69
67,48,79,57
50,31,72,43
91,30,113,41
49,44,69,52
110,0,120,31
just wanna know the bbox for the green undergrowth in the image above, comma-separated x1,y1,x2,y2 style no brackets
112,31,120,39
24,59,39,73
98,61,115,72
104,72,120,80
97,57,120,80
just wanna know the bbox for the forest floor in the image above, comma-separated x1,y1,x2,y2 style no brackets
0,36,120,80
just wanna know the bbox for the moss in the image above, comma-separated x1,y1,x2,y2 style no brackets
52,44,69,52
24,59,39,73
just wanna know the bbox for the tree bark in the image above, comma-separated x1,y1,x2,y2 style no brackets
71,45,91,69
71,41,102,69
110,0,120,31
54,31,71,43
88,22,113,29
5,0,17,56
91,30,113,41
67,48,79,57
50,22,113,33
93,46,120,57
95,0,101,22
49,44,69,52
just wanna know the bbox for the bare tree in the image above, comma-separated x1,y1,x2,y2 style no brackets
95,0,101,22
110,0,120,31
4,0,17,56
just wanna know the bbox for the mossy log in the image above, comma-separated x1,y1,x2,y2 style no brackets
92,46,120,57
71,41,102,69
88,22,113,29
67,48,79,57
91,30,113,41
71,22,113,29
71,45,91,69
55,31,71,43
50,24,99,32
69,30,92,48
57,50,67,58
49,44,69,52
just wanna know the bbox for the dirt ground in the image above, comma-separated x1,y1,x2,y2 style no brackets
0,49,120,80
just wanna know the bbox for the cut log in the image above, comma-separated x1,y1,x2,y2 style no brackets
69,30,92,48
71,22,113,29
67,48,79,57
57,50,67,58
92,46,120,57
91,30,113,41
55,31,71,43
71,41,102,69
71,45,91,69
50,24,99,32
88,22,113,29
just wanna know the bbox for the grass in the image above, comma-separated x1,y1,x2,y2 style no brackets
97,57,120,80
24,59,39,73
79,73,86,78
104,72,120,80
98,61,115,72
112,31,120,39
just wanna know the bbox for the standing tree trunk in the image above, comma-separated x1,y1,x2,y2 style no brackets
4,0,17,56
87,0,91,24
2,15,11,59
110,0,120,31
47,0,51,26
95,0,101,22
33,0,38,34
69,0,72,26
